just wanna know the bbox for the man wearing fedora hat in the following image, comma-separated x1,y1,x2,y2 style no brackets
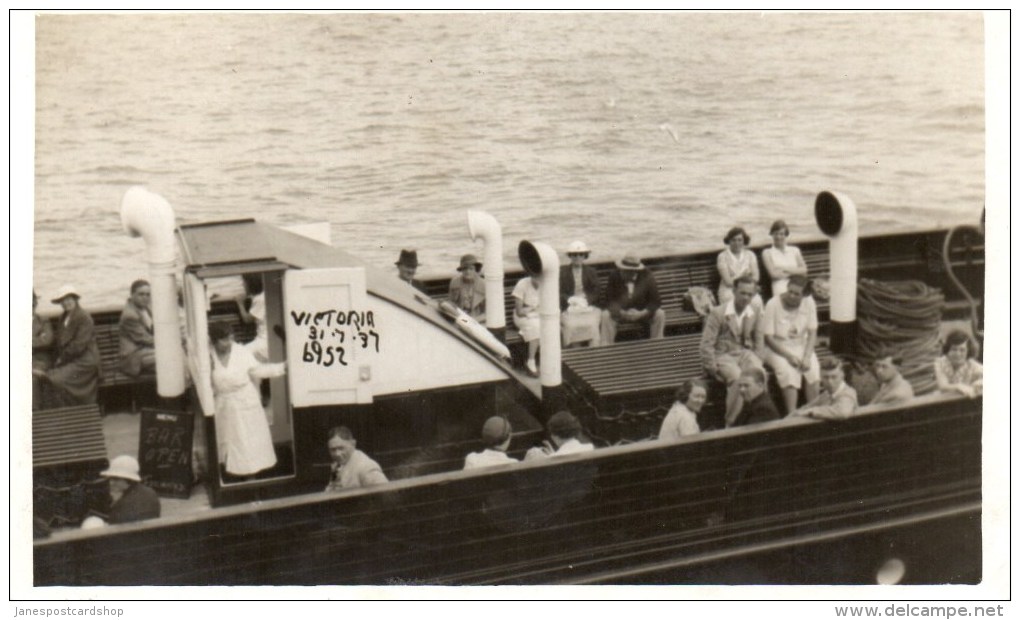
601,252,666,344
448,253,486,323
395,249,425,292
559,240,603,347
100,455,161,525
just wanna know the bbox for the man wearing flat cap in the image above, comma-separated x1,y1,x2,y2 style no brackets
395,249,425,292
601,252,666,344
448,253,486,323
464,416,519,470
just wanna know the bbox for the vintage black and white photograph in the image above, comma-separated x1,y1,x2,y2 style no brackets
14,9,1008,603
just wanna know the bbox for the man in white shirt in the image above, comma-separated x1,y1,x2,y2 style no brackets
464,416,519,470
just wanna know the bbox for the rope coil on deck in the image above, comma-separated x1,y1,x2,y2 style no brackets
855,278,944,395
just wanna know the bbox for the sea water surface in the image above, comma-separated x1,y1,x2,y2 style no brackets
32,12,985,308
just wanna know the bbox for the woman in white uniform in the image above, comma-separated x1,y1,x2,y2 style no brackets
209,322,286,477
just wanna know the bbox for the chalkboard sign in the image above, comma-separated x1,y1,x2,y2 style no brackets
138,408,194,498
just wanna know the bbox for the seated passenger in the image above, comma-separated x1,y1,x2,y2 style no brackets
761,219,807,299
559,240,603,347
99,455,161,525
699,277,764,427
658,379,706,441
464,416,519,470
324,426,388,492
793,358,859,420
449,254,486,323
525,411,594,460
761,275,820,415
33,285,101,406
869,350,915,406
395,249,425,292
734,367,781,427
118,279,157,376
934,330,983,398
717,226,760,306
512,275,542,376
32,290,54,410
600,252,665,344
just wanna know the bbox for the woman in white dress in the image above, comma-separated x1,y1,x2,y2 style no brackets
209,322,286,477
761,219,807,299
716,226,760,306
512,276,542,376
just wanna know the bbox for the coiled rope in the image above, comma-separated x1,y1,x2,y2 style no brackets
854,278,944,395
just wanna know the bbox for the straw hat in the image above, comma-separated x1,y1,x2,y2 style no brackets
100,455,142,482
615,253,646,271
51,284,81,304
567,240,591,256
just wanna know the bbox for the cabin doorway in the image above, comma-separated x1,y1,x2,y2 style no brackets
182,268,297,496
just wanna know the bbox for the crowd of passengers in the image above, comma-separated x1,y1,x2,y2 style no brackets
35,219,984,516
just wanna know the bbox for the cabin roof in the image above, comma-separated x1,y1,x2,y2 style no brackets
176,218,535,394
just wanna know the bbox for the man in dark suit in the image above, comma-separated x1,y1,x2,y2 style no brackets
118,279,156,377
734,367,781,426
559,240,603,346
600,252,665,344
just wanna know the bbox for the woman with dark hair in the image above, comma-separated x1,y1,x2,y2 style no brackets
209,322,286,477
716,226,759,305
33,285,100,406
934,330,983,398
236,273,268,362
658,379,706,441
761,219,807,298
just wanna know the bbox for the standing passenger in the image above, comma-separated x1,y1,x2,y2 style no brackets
761,220,808,298
324,426,389,491
209,322,285,478
118,279,157,376
34,285,101,406
464,416,519,470
235,273,269,362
